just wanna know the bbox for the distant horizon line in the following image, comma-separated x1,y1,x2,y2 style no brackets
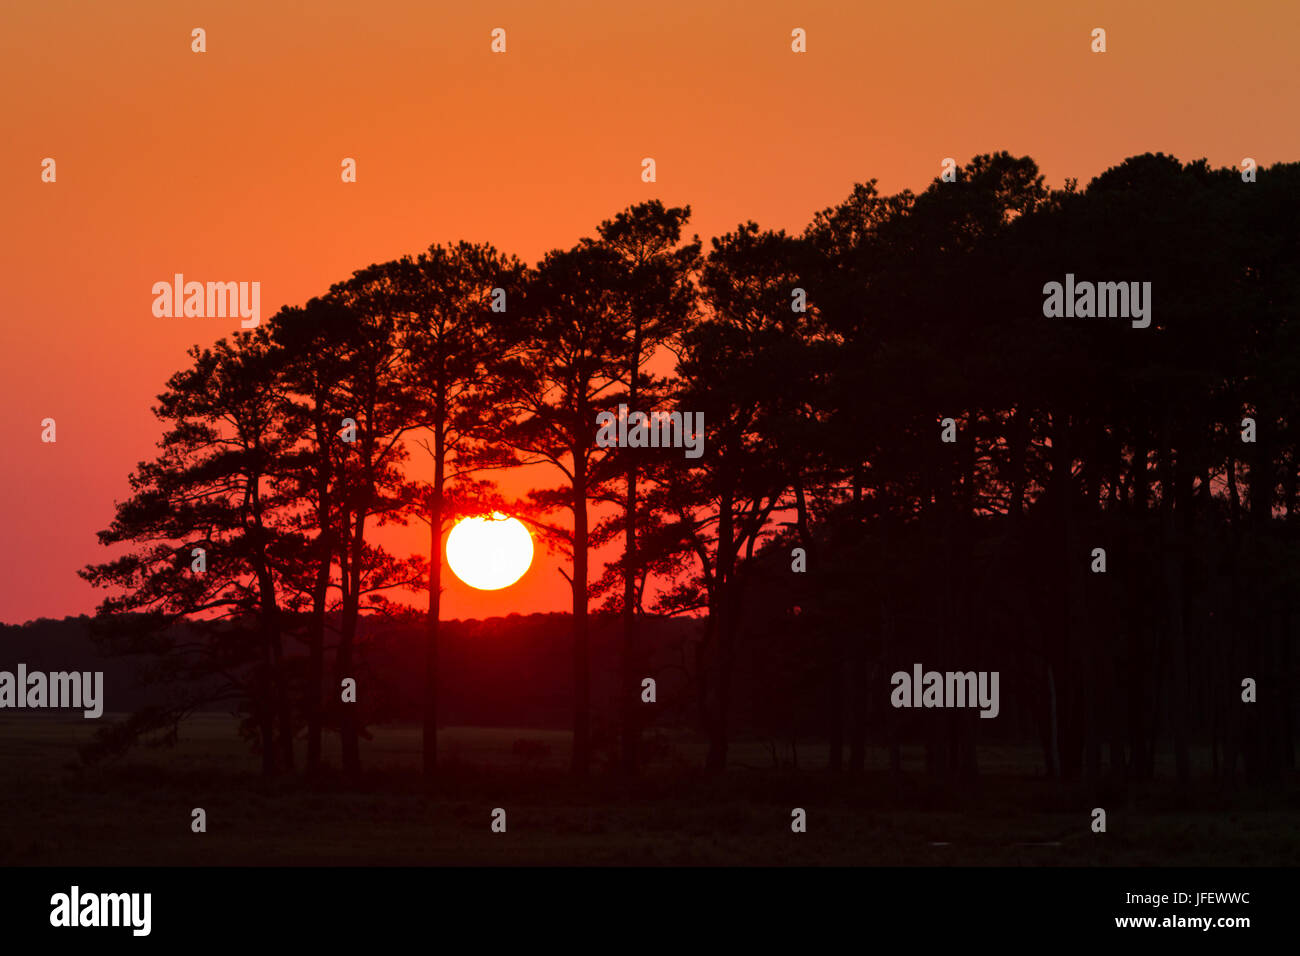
0,608,707,629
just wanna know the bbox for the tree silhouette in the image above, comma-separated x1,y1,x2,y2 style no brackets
271,297,353,773
320,264,426,775
397,241,525,778
499,243,628,775
78,155,1300,790
644,222,810,769
81,329,299,774
585,201,700,774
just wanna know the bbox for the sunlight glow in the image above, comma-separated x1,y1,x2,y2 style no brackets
446,513,534,590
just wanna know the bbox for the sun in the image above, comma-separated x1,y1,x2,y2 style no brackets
445,512,534,590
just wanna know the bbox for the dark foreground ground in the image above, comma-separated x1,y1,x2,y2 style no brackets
1,715,1297,866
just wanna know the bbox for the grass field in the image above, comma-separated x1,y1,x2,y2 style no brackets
2,714,1297,866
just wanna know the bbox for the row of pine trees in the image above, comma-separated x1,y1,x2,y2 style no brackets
82,152,1300,783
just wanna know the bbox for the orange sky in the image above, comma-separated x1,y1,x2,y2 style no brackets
2,0,1298,624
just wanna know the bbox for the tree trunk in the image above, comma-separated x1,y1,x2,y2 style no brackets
621,465,640,775
621,330,643,776
305,408,332,774
1048,410,1072,777
270,625,293,771
423,430,445,779
1159,414,1191,785
1046,662,1060,778
250,471,291,773
705,599,737,772
258,643,276,777
848,632,867,771
706,489,736,772
571,456,591,776
338,509,364,776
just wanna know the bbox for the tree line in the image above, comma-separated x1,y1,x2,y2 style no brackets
82,152,1300,784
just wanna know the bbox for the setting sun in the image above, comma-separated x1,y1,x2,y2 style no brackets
446,513,534,590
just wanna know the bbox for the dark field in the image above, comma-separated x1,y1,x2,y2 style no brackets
2,715,1297,866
